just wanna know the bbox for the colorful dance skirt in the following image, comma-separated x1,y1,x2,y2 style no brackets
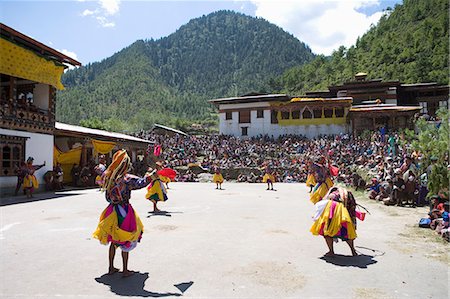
263,173,275,183
310,200,356,240
213,173,224,184
23,174,38,189
310,177,333,204
93,203,143,252
146,179,168,202
306,174,316,187
159,175,171,184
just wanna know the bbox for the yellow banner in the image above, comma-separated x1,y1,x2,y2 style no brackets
54,146,82,165
0,38,65,90
53,146,82,183
91,139,116,154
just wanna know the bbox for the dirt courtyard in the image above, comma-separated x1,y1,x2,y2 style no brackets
1,182,448,298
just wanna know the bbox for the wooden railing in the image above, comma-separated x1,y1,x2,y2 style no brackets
0,103,54,133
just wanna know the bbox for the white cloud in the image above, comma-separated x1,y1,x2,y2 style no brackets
250,0,386,55
59,49,78,60
99,0,121,16
78,0,120,28
81,9,95,16
96,16,115,28
57,49,79,70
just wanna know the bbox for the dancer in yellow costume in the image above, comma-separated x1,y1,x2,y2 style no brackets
145,169,168,213
305,159,316,193
310,156,334,204
262,165,275,190
213,167,224,190
23,157,45,198
310,187,361,257
156,161,171,189
92,150,151,277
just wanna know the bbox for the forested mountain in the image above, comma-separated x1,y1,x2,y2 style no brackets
278,0,449,94
57,11,314,131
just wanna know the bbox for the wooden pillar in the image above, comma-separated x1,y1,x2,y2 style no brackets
372,117,376,130
9,76,16,113
82,142,87,166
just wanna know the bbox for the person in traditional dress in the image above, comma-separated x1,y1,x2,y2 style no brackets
212,167,224,190
262,165,275,190
145,168,168,213
14,161,28,196
310,187,365,257
305,159,316,193
310,156,334,204
92,150,151,277
155,161,171,189
94,155,107,187
23,157,45,198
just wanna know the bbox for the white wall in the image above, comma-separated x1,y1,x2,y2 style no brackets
219,107,349,138
0,128,53,191
385,99,398,105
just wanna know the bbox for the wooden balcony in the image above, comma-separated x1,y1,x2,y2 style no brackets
0,103,54,134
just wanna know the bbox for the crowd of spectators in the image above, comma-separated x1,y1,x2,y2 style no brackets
135,130,445,194
133,129,449,241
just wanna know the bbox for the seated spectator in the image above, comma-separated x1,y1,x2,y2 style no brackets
392,169,406,206
404,171,418,207
376,178,391,202
368,178,380,200
351,173,366,191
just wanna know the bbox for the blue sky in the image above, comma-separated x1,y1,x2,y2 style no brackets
0,0,401,65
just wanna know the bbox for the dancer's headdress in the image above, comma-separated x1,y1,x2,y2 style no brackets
102,149,131,192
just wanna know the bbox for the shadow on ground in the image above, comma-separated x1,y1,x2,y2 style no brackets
95,272,193,297
0,192,82,206
147,211,183,218
319,254,378,268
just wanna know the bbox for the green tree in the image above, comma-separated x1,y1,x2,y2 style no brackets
404,108,449,195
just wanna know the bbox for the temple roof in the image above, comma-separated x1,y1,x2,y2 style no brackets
55,122,151,143
0,23,81,67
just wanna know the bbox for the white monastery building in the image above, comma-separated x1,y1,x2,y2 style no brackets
209,94,353,138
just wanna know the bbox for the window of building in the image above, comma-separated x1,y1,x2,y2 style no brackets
291,110,300,119
302,108,312,119
313,109,322,118
271,110,278,124
239,110,250,123
225,111,232,120
0,135,26,176
256,109,264,118
335,107,345,117
241,127,248,136
439,100,448,108
419,102,428,114
324,108,334,118
281,111,290,119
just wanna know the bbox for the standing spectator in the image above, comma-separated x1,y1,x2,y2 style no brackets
80,164,92,187
71,164,81,187
14,162,28,196
53,163,64,190
94,155,107,186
